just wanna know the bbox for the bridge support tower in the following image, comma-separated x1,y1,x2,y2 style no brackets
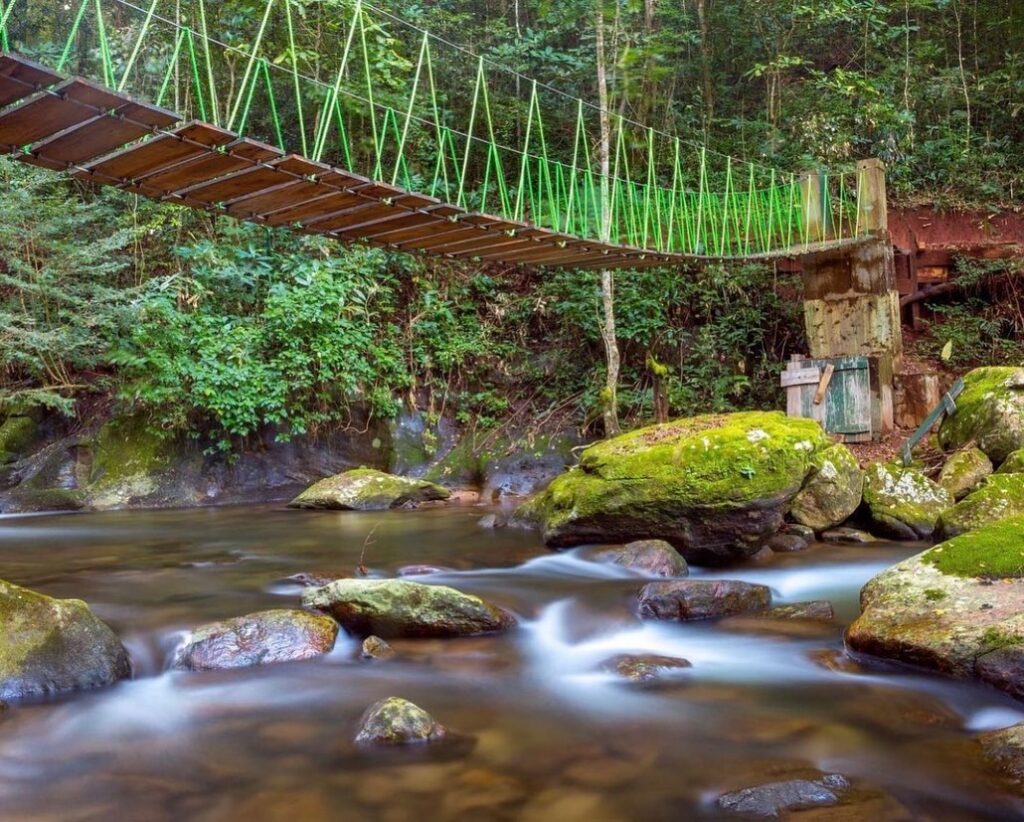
799,159,902,438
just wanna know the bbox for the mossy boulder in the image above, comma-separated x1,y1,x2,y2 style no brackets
938,446,993,501
288,468,450,511
936,474,1024,540
0,415,38,464
997,449,1024,475
788,443,864,532
520,411,832,565
172,609,339,671
355,697,447,745
86,415,177,509
861,461,952,539
939,367,1024,464
0,579,130,699
847,516,1024,699
302,579,515,638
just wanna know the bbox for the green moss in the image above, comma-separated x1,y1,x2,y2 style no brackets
938,447,993,500
422,438,484,486
938,474,1024,539
997,449,1024,475
939,367,1024,464
290,468,450,510
574,411,828,506
789,442,864,531
0,416,38,458
923,514,1024,578
90,415,172,488
923,588,947,602
863,461,952,537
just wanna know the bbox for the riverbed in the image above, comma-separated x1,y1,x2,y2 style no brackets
0,504,1021,819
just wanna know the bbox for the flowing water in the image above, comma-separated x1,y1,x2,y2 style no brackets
0,504,1021,820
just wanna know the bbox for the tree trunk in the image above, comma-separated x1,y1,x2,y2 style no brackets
596,1,620,437
695,0,715,131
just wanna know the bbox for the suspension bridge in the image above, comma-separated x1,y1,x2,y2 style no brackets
0,0,878,269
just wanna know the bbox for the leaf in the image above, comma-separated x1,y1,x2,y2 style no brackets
941,340,954,362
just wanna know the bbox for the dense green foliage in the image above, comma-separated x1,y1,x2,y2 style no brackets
0,0,1021,448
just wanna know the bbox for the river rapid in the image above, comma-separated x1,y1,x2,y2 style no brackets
0,504,1021,820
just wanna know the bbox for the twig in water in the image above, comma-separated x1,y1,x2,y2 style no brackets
356,523,379,578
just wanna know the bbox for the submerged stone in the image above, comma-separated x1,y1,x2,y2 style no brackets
303,578,515,638
978,722,1024,789
847,516,1024,698
289,468,450,511
173,609,339,671
939,367,1024,464
762,600,835,621
518,411,832,565
590,540,688,577
821,527,877,544
936,474,1024,539
637,579,771,621
862,461,952,539
354,697,447,745
600,653,691,683
765,534,808,553
717,773,850,817
361,635,396,660
783,523,816,541
789,443,863,532
938,446,993,501
0,579,130,699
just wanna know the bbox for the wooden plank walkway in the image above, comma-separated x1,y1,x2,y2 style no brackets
0,53,868,270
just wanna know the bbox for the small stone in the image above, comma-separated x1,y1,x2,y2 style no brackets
808,649,869,674
361,636,395,660
599,653,691,683
354,697,447,746
978,722,1024,786
717,773,850,817
285,571,345,587
637,579,771,621
396,564,450,577
591,539,688,577
762,600,835,621
784,524,816,541
821,527,877,544
975,646,1024,700
477,513,507,529
765,534,808,553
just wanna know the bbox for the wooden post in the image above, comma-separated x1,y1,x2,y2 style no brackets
800,171,825,243
857,158,888,235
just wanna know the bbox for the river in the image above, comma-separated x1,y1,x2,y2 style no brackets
0,504,1021,819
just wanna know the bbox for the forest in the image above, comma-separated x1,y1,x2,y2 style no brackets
1,0,1021,448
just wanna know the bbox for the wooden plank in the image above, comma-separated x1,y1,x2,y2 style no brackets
311,201,402,233
228,179,326,218
181,164,288,205
133,138,279,196
780,367,821,388
262,190,369,226
398,224,490,251
79,122,235,181
813,363,836,405
0,79,118,148
334,212,437,240
0,54,63,107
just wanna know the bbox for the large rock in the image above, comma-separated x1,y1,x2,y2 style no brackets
354,697,447,745
289,468,450,510
303,579,515,638
0,579,130,699
938,446,993,501
998,449,1024,475
518,412,832,565
939,367,1024,464
172,609,338,671
847,515,1024,699
637,579,771,621
590,540,688,577
717,773,850,817
861,461,952,539
936,474,1024,539
978,722,1024,787
789,444,864,531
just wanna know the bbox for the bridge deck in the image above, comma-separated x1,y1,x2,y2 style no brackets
0,53,866,269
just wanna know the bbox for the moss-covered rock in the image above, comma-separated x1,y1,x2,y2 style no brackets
936,474,1024,540
0,579,130,699
847,516,1024,699
302,579,515,638
0,415,38,463
861,461,952,539
997,449,1024,475
288,468,450,511
86,415,177,509
521,411,831,565
789,443,864,531
354,697,447,745
939,367,1024,464
172,609,339,671
938,446,993,501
